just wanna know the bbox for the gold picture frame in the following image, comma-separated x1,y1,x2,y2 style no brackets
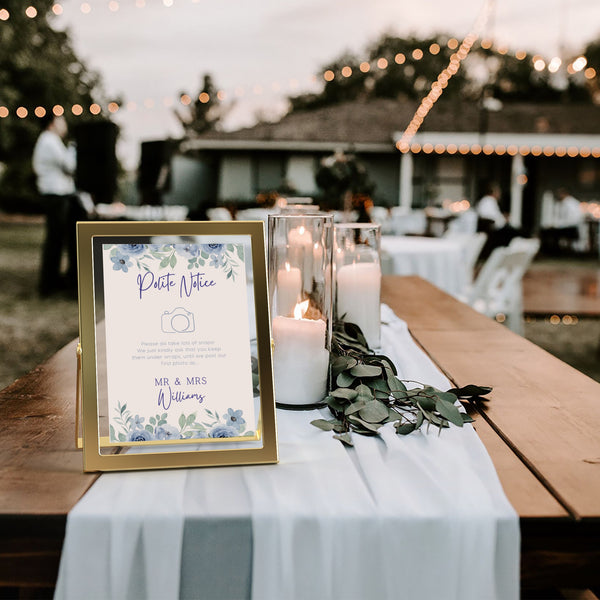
77,220,277,471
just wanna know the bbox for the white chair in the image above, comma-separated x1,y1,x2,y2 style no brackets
206,207,232,221
369,206,394,234
445,210,478,235
391,208,426,235
466,241,538,335
446,232,487,289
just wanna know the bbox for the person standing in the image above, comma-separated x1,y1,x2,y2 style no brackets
32,113,83,296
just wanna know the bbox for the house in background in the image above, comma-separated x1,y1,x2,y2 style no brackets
169,98,600,235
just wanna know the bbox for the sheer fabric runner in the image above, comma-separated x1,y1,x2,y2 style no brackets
55,306,519,600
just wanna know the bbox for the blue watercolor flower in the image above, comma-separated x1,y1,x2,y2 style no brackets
127,429,154,442
225,408,245,431
119,244,146,256
132,414,145,428
209,424,239,438
192,430,208,439
209,253,225,268
155,424,181,440
176,244,200,259
111,251,133,272
201,243,225,257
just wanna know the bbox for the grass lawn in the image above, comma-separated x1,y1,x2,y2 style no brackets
0,220,79,389
0,219,598,389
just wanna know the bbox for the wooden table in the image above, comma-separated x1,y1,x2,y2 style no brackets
1,276,599,597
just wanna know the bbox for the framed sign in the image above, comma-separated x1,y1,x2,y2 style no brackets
77,220,277,471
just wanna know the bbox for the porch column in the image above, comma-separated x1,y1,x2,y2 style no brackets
399,152,413,209
510,154,525,228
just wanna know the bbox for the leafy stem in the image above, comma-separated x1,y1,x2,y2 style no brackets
311,320,492,446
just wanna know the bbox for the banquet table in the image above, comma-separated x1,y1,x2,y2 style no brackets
380,236,469,296
1,276,600,598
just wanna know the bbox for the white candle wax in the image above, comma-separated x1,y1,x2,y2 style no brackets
336,262,381,349
276,265,302,317
288,226,313,292
272,315,329,406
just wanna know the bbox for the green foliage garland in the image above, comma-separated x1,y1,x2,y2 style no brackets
311,320,491,446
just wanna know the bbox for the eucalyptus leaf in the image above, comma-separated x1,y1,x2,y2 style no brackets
436,391,459,404
461,413,475,424
355,384,373,399
333,432,354,446
347,415,383,432
447,385,492,398
359,401,390,424
417,396,436,412
336,371,356,387
435,398,464,427
345,401,368,415
395,421,416,435
330,387,359,400
350,364,382,378
310,419,338,432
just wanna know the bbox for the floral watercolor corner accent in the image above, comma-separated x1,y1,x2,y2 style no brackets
105,242,243,281
110,401,255,443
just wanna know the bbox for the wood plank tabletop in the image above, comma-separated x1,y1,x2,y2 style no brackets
383,276,600,521
1,275,599,593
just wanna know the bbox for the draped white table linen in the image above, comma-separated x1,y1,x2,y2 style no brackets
55,306,519,600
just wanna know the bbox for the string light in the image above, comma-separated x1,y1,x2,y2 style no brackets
0,8,9,20
396,2,490,153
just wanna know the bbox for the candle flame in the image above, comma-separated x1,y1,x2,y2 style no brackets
299,226,305,235
293,300,309,319
285,262,291,272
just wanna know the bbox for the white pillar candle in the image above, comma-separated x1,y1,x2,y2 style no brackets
336,262,381,349
288,226,313,292
272,302,329,406
276,263,302,317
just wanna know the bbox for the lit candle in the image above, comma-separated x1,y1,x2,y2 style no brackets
272,300,329,406
336,262,381,349
276,262,302,317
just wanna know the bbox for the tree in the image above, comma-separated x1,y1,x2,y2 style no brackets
174,73,228,136
0,0,106,209
288,32,594,114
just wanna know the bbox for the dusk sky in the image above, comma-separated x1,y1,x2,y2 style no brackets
52,0,600,169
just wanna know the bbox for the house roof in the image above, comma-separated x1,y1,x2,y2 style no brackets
182,98,600,152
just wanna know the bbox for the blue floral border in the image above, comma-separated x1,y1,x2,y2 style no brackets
106,242,243,281
110,401,255,443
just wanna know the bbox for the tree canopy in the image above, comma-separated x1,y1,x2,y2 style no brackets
174,73,228,136
0,0,106,208
288,32,598,113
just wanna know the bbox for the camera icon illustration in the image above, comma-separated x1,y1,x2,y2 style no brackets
161,307,195,333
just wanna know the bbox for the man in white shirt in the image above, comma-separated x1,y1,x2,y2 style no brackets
476,182,506,230
32,114,84,296
540,187,584,255
476,182,520,258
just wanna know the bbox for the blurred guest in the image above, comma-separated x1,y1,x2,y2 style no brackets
540,187,583,255
32,114,84,296
476,182,506,229
476,182,520,258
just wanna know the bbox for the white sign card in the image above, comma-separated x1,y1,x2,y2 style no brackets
101,238,256,445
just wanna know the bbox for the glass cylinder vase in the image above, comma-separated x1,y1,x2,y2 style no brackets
334,223,382,350
268,214,333,408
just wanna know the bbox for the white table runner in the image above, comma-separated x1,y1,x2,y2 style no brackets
55,306,519,600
